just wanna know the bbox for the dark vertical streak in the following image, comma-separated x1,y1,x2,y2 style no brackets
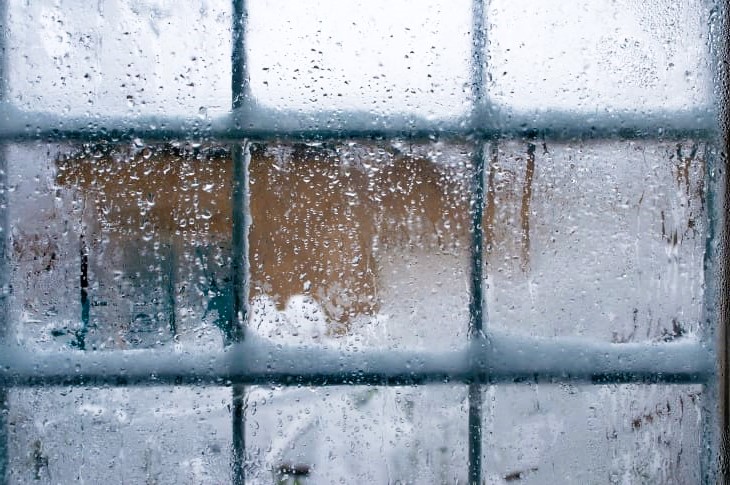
230,143,250,485
231,144,249,344
469,1,487,484
231,1,249,484
520,143,535,272
78,234,89,350
231,0,250,111
469,143,486,337
470,0,487,118
231,381,246,485
467,141,486,484
166,244,177,338
703,144,723,485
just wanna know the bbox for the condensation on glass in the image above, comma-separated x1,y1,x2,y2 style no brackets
0,0,726,484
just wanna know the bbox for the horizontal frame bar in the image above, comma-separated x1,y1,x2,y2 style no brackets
0,331,713,388
0,103,718,144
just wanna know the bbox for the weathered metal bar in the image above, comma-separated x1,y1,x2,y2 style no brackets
0,333,713,388
0,105,717,143
229,144,248,484
468,12,488,339
230,1,250,483
468,1,488,482
711,0,730,482
467,143,485,485
230,144,250,344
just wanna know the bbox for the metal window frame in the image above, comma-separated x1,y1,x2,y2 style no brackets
0,1,727,484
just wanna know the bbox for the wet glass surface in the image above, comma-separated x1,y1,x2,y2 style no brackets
480,384,705,484
0,0,724,482
7,386,232,483
485,140,708,341
10,141,472,350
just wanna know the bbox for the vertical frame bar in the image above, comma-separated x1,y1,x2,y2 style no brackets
231,1,250,484
467,140,485,485
469,1,488,483
0,1,9,481
230,142,250,485
702,141,723,484
696,1,730,483
712,0,730,482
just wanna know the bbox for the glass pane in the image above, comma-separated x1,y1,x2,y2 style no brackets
7,386,231,483
246,385,467,483
6,143,82,349
487,0,715,112
248,142,471,349
246,0,472,119
51,143,232,349
485,140,707,341
5,0,231,116
1,0,724,483
6,142,230,349
481,384,704,483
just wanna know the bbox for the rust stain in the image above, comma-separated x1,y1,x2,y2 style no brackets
519,143,536,271
484,144,498,255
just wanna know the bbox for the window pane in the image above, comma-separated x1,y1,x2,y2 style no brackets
486,140,707,341
7,386,231,483
6,0,231,116
246,385,467,483
487,0,715,112
485,140,711,342
6,143,82,348
246,0,472,119
248,142,471,349
52,143,232,349
7,142,228,349
480,384,704,483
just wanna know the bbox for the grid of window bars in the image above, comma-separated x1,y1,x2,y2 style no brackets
0,1,728,484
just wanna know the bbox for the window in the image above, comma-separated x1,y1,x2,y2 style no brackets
0,1,727,483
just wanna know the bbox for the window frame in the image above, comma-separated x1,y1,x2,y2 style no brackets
0,1,728,483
